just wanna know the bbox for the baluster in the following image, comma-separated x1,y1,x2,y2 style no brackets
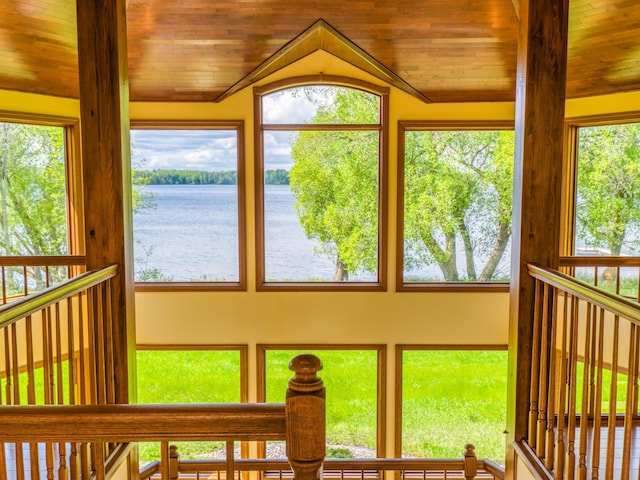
566,295,579,479
529,280,543,449
226,441,235,480
1,327,6,480
1,266,6,304
53,301,69,480
22,266,27,296
537,282,551,459
77,291,88,405
160,442,171,480
67,296,79,480
545,287,558,471
10,323,25,480
605,316,620,480
577,300,593,480
25,315,41,480
285,354,325,480
103,279,116,406
591,308,605,480
555,291,570,479
621,323,637,479
463,444,477,480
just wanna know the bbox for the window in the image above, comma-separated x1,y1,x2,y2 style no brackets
130,123,245,288
0,116,79,293
574,121,640,258
567,119,640,294
255,77,388,289
136,346,247,460
258,345,385,458
398,122,514,289
397,346,507,463
0,120,69,256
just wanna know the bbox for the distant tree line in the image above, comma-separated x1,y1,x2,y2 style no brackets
133,168,290,185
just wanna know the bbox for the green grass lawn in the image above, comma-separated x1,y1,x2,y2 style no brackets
134,348,508,463
135,349,242,460
401,350,507,463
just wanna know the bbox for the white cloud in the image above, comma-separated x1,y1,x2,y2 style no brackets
131,129,238,171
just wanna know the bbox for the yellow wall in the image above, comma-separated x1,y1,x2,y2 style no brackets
131,51,512,352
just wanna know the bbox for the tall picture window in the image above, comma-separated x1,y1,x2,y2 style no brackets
398,122,514,289
0,116,79,294
130,123,245,288
255,78,388,289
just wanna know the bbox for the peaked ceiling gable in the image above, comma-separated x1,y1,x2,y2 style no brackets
214,19,432,104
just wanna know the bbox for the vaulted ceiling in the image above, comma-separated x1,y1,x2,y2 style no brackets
1,0,639,103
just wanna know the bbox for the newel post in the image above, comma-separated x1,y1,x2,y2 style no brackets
463,444,477,480
286,354,326,480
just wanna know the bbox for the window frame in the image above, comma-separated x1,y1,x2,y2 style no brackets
257,343,387,457
254,76,389,291
562,112,640,260
396,120,513,292
130,120,247,291
394,344,507,459
0,111,83,256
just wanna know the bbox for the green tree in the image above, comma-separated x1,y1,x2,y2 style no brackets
289,88,379,280
576,123,640,256
404,130,514,281
0,122,67,256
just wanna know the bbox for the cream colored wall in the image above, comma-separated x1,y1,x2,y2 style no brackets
131,51,512,351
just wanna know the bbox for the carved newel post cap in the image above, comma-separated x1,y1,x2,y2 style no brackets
463,444,477,480
288,354,324,393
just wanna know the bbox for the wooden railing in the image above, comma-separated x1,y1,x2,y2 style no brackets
0,264,120,480
0,354,326,480
0,255,86,304
524,263,640,479
139,444,504,480
559,255,640,301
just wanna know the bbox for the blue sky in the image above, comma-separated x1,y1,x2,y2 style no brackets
131,89,317,171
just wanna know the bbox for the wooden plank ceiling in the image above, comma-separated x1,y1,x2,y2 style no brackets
0,0,638,103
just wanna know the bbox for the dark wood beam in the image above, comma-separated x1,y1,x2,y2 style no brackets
506,0,569,477
76,0,136,404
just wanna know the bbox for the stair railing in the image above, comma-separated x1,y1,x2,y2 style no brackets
0,255,87,304
0,354,326,480
523,263,640,479
0,264,120,480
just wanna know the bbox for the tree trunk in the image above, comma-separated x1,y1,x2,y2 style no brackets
458,220,477,281
333,259,349,281
479,223,511,281
420,230,458,281
439,232,459,281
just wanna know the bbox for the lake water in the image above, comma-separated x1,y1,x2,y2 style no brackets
133,184,378,282
133,184,503,283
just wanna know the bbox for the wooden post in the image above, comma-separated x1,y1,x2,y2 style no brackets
169,445,179,480
463,444,477,480
506,0,569,478
75,0,136,406
286,354,325,480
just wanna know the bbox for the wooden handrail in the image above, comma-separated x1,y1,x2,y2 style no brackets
0,263,117,328
559,255,640,267
527,263,640,325
0,403,286,442
0,254,87,266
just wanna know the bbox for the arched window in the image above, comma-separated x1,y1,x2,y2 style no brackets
254,77,388,290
